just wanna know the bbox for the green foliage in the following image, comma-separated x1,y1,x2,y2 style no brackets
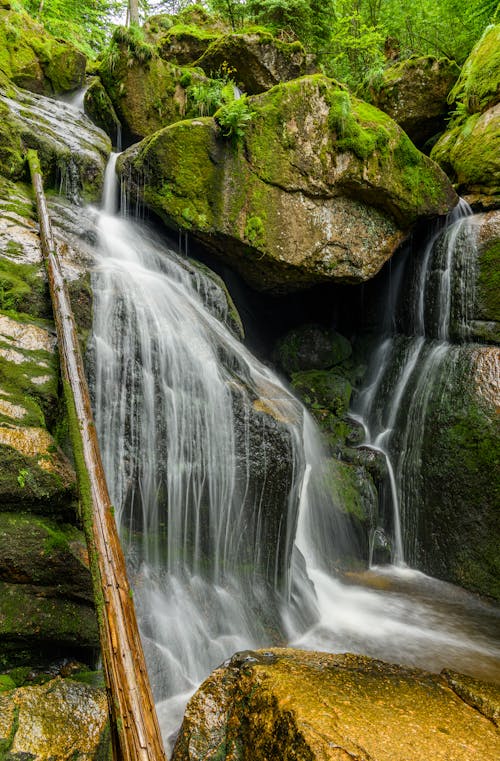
113,23,156,61
20,0,124,56
187,63,236,115
215,95,254,141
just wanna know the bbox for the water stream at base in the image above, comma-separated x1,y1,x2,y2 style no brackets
88,156,500,750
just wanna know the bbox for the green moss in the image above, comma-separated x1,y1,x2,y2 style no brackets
0,100,25,181
448,24,500,115
291,369,352,417
0,258,49,316
477,240,500,322
327,90,390,160
0,674,15,692
244,215,265,246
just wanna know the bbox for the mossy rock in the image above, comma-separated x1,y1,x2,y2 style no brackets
0,512,93,601
0,6,86,95
0,99,24,181
275,324,351,374
0,677,109,757
193,32,313,95
431,25,500,202
100,38,188,141
172,649,500,761
448,24,500,115
291,369,352,418
367,56,460,149
120,75,457,293
83,76,121,147
418,345,500,600
470,210,500,342
431,103,500,198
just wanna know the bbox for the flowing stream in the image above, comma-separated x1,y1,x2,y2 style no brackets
85,155,500,749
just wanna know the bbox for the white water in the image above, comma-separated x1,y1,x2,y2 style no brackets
85,156,500,751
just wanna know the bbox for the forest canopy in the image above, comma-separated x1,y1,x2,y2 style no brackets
12,0,500,86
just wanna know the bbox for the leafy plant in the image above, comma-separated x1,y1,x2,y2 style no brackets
17,468,29,488
215,96,254,142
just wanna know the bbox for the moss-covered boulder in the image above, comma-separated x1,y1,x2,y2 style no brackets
83,77,121,147
367,56,460,149
172,649,500,761
100,32,190,142
0,6,86,95
193,32,313,95
0,676,109,759
120,75,457,293
418,345,500,600
431,25,500,203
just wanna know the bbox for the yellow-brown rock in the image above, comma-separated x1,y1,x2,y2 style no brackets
173,649,500,761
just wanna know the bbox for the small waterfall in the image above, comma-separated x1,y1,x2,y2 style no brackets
85,158,500,750
352,200,479,565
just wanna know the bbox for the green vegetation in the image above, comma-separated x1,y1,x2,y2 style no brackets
215,95,254,141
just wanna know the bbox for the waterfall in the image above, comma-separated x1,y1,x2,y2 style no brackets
352,200,478,565
83,152,500,750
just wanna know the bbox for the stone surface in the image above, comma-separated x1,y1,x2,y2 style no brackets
0,83,110,203
0,677,110,759
172,648,500,761
368,56,460,148
193,32,313,95
0,178,98,668
120,75,457,293
470,209,500,343
84,76,121,148
431,25,500,201
418,345,500,600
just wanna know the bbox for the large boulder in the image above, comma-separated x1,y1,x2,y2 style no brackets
193,32,313,94
431,25,500,204
172,649,500,761
0,6,86,95
0,677,109,759
120,75,457,294
367,56,460,149
467,209,500,343
99,33,190,142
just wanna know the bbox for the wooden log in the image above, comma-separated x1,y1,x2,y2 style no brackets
27,149,168,761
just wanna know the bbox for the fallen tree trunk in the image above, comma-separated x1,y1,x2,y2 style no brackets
27,149,168,761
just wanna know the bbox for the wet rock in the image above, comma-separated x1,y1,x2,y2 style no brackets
418,344,500,599
470,209,500,343
172,649,500,761
431,25,500,202
368,56,460,149
120,75,457,293
0,677,109,759
0,84,110,203
84,77,121,148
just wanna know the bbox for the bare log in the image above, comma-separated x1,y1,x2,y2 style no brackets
27,149,168,761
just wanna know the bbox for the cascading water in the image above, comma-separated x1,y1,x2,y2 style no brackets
351,201,477,566
85,155,500,752
18,78,494,750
